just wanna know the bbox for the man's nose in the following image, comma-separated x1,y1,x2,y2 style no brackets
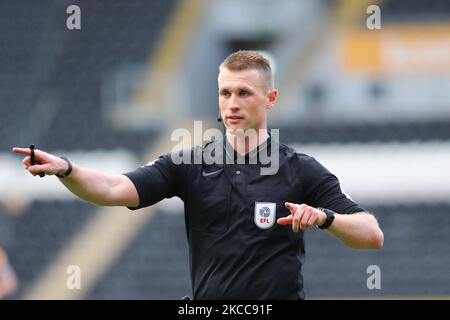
227,95,240,110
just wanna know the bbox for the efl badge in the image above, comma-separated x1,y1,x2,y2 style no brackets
254,202,276,229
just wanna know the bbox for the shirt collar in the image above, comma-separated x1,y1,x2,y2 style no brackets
222,131,274,164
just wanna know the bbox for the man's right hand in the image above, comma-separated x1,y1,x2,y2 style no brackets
11,147,69,177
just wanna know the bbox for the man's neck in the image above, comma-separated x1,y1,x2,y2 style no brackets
226,128,269,156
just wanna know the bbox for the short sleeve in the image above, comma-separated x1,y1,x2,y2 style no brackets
123,152,186,210
299,154,365,214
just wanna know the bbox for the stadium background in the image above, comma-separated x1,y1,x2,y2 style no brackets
1,0,450,299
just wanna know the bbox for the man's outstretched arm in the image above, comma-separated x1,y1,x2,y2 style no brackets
277,202,384,249
12,147,139,207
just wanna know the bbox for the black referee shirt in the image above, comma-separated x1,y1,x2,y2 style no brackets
124,135,364,300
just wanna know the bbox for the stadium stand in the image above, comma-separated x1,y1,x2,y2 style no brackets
381,0,450,21
86,209,191,300
304,203,450,298
2,201,96,299
278,120,450,144
1,0,177,156
1,0,178,299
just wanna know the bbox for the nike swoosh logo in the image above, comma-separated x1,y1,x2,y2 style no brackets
201,168,224,177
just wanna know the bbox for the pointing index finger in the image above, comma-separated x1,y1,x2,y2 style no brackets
11,147,31,156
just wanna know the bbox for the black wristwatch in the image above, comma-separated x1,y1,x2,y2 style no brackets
317,208,335,229
55,156,73,178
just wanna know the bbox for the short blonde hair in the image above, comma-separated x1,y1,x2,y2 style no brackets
219,50,274,91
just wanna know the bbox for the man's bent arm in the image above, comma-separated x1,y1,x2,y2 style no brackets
279,203,383,249
326,212,384,249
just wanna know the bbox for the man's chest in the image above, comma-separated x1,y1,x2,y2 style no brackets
186,164,301,235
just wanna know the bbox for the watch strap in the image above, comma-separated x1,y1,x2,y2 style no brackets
317,207,335,229
55,156,72,178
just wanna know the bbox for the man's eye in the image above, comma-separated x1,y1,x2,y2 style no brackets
221,91,231,97
239,90,249,97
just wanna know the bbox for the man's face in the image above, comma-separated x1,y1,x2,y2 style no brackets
218,67,277,133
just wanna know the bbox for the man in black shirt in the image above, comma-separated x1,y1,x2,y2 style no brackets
13,51,383,299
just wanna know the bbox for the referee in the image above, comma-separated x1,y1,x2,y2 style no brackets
12,50,383,299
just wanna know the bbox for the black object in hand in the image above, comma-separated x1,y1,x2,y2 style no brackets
29,144,45,177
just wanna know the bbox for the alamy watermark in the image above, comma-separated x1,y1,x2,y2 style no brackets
366,5,381,30
66,5,81,30
66,265,81,290
65,5,380,31
168,121,280,175
366,265,381,290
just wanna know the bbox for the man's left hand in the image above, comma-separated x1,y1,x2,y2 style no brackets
277,202,327,232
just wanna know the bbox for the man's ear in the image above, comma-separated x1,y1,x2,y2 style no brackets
266,89,278,110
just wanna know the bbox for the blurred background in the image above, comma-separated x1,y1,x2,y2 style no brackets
1,0,450,299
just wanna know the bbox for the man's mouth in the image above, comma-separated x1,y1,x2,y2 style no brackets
227,115,244,124
227,115,244,120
